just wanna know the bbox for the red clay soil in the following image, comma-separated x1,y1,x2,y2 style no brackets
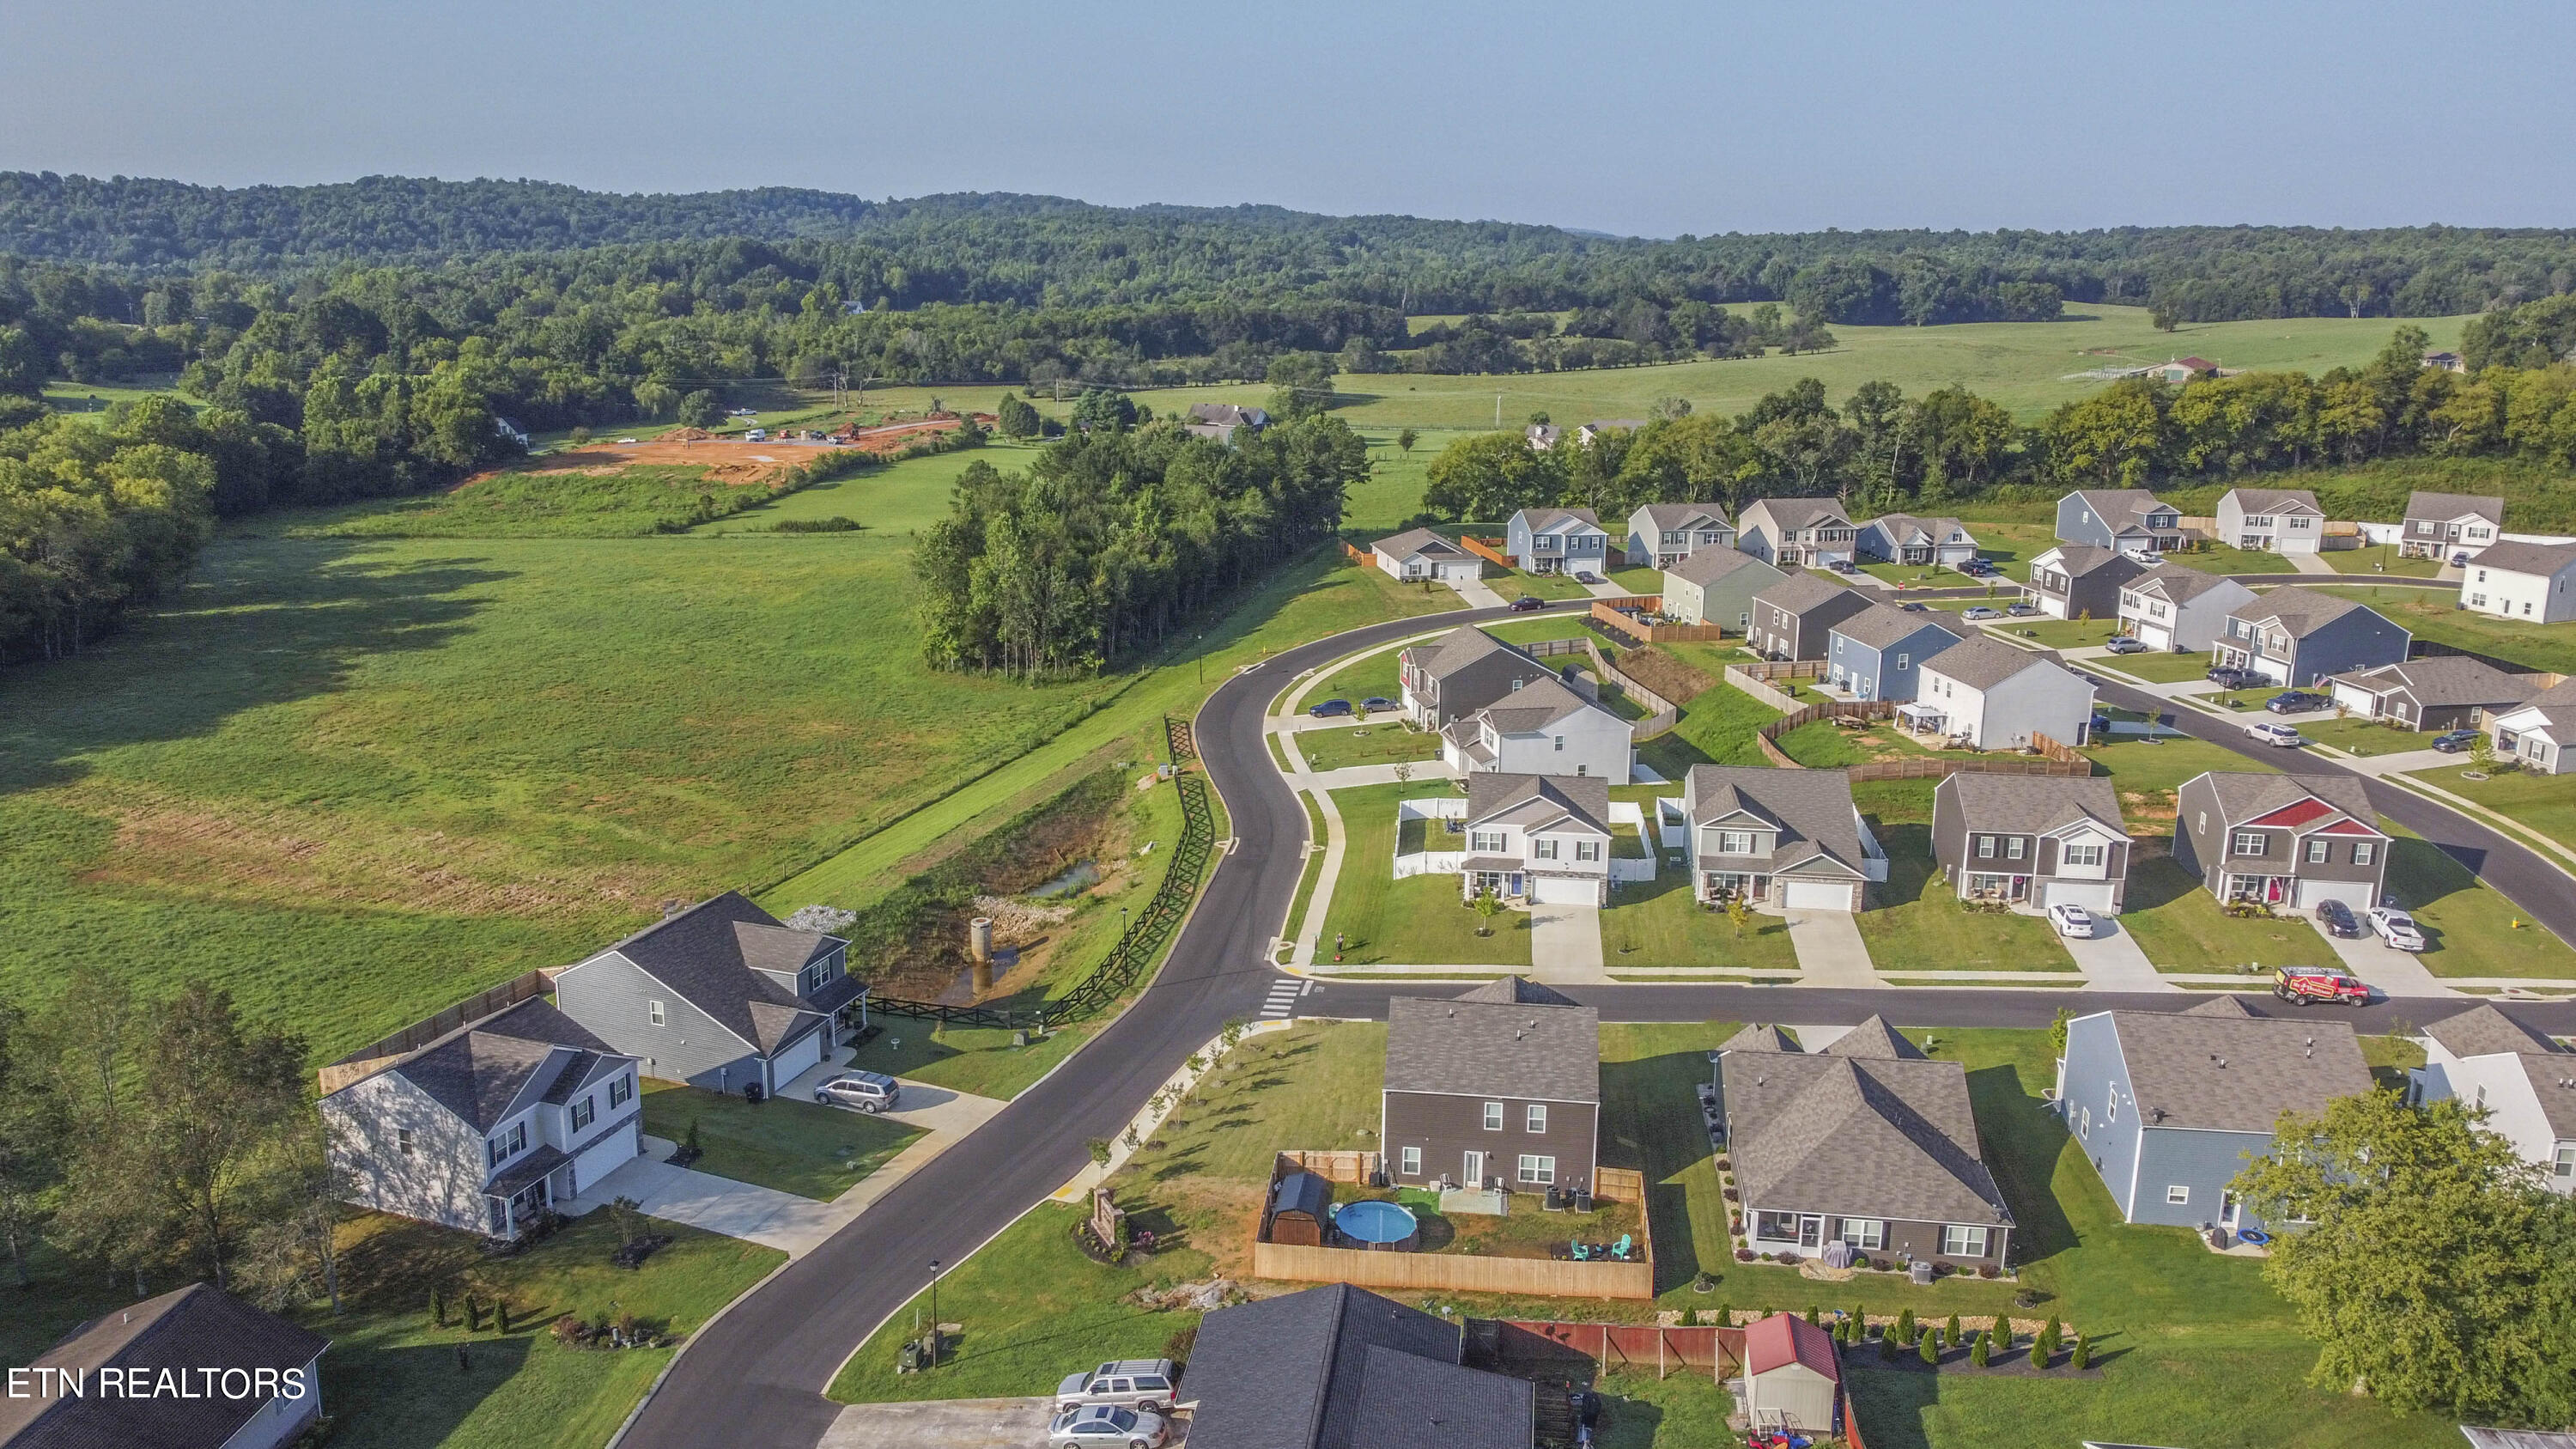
453,412,997,491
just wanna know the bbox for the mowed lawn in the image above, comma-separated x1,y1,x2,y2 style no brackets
2307,583,2576,674
641,1081,924,1200
1318,782,1532,966
1600,870,1801,975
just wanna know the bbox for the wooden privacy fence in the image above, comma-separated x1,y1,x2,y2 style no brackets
1341,540,1374,565
1734,658,1828,683
318,970,553,1094
1254,1153,1656,1300
1524,636,1683,734
1459,535,1515,569
1590,598,1730,643
1727,665,1802,715
1279,1148,1381,1184
1468,1319,1745,1383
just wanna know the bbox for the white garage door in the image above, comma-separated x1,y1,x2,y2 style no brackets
2134,621,2172,651
1532,874,1600,905
1781,879,1856,911
2037,594,2069,619
2329,682,2381,717
568,1118,641,1198
766,1026,824,1092
1440,561,1479,581
2295,877,2378,913
2044,880,2120,913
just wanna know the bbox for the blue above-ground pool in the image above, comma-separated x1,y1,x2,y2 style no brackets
1334,1198,1419,1250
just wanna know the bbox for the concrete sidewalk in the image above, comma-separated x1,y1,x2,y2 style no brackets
1782,910,1884,987
1303,760,1457,790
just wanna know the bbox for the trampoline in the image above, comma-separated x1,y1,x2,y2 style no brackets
1334,1199,1420,1251
2237,1227,2273,1247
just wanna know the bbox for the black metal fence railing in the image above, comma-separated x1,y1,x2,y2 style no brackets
856,717,1213,1033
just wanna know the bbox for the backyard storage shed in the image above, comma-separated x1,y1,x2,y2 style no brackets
1268,1170,1334,1247
1736,1312,1841,1436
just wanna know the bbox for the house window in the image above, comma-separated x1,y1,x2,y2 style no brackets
2006,837,2026,861
1470,831,1505,853
1977,836,1996,859
1940,1225,1990,1258
1400,1146,1422,1177
572,1096,595,1131
1839,1219,1886,1251
609,1075,634,1109
802,960,834,995
2554,1145,2574,1180
2352,842,2375,866
648,1000,666,1026
2078,1106,2090,1138
2196,811,2208,835
1553,735,1565,752
1521,1155,1555,1184
1718,830,1755,855
1483,1101,1504,1130
1534,838,1559,861
2306,838,2330,863
396,1128,416,1157
2232,832,2266,857
2166,1184,2191,1205
1527,1105,1548,1132
2063,843,2105,868
488,1122,526,1167
2105,1084,2117,1123
1576,840,1601,862
1896,654,1909,670
1756,1210,1799,1240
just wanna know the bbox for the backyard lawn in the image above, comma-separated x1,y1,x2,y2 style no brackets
1598,871,1801,976
1484,614,1602,647
2324,546,2445,576
2088,648,2215,684
2116,856,2321,975
2168,544,2300,575
2405,761,2576,859
2083,734,2275,824
641,1081,924,1200
1636,679,1783,776
1959,522,2057,582
1854,825,2080,973
1319,783,1533,966
2310,583,2576,673
1291,721,1442,772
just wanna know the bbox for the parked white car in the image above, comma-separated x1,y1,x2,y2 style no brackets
2368,906,2428,952
813,1071,901,1112
1049,1403,1168,1448
2046,902,2097,938
2245,721,2304,748
1056,1360,1179,1412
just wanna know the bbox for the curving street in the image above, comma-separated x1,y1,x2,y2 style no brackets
617,598,2576,1449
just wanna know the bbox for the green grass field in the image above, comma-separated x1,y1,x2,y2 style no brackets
1319,782,1533,966
640,1081,923,1199
2305,584,2576,673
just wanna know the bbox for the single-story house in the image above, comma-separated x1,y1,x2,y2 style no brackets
2216,487,2326,554
1747,572,1873,661
2492,679,2576,774
1736,499,1859,569
1626,502,1735,568
1441,673,1634,783
1183,1283,1534,1449
1371,527,1483,584
1399,625,1557,729
2324,656,2541,733
1383,977,1599,1193
0,1283,329,1449
1855,513,1978,568
1910,636,2097,751
1825,603,1962,703
2407,1006,2576,1192
1662,545,1785,632
2140,356,2220,383
1456,772,1615,906
2462,539,2576,624
2057,999,2372,1233
2024,545,2151,621
1186,402,1270,443
1505,507,1611,575
1684,765,1888,911
2171,771,2389,913
2214,588,2410,688
1931,772,2132,913
2056,489,2184,554
2117,563,2257,652
2397,490,2504,560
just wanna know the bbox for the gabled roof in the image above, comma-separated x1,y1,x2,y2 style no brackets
0,1283,330,1449
1350,1344,1536,1449
371,998,625,1132
1375,527,1469,561
2223,487,2322,515
1753,571,1860,617
584,892,844,1056
2326,657,2538,710
1453,976,1583,1008
1820,1014,1923,1060
2512,1056,2576,1138
1831,602,1962,652
1920,635,2053,692
1721,1052,2013,1227
2403,490,2504,525
1666,545,1774,588
1742,1312,1841,1379
2466,539,2576,578
1188,402,1269,429
1464,771,1613,837
1634,502,1732,532
2033,543,2148,581
1743,497,1851,531
1385,992,1601,1105
2127,562,2238,604
1935,773,2127,839
1684,765,1869,878
1183,1283,1524,1449
2095,1011,2372,1133
1863,512,1972,545
2182,995,2269,1019
1516,506,1603,534
1400,626,1521,681
1721,1024,1798,1054
1460,674,1607,734
2228,587,2379,636
2190,771,2379,832
2425,1004,2562,1060
2064,489,2174,523
2500,679,2576,735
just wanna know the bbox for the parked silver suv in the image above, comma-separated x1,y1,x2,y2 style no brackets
1055,1359,1179,1412
812,1071,899,1113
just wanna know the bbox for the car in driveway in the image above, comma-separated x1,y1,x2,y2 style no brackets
2046,902,2097,938
2265,691,2330,715
813,1071,900,1113
2314,898,2365,939
1899,600,1929,612
2003,600,2039,617
1962,606,2002,621
1308,697,1353,718
2245,721,2305,747
2274,964,2369,1006
1359,696,1396,713
1826,560,1856,575
2208,666,2264,690
1509,595,1545,612
1574,570,1601,584
1049,1404,1168,1447
2431,729,2483,753
1056,1360,1180,1412
2369,906,2428,952
2451,551,2473,567
2105,636,2149,654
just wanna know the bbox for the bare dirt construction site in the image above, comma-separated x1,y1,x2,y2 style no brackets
459,415,987,490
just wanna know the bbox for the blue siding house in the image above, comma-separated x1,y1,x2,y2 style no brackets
1824,604,1961,703
2055,1001,2372,1236
1506,508,1611,575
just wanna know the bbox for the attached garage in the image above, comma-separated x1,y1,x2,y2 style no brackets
2043,879,2121,913
2132,621,2175,651
568,1117,641,1198
763,1022,826,1093
2034,593,2069,619
2294,877,2377,913
1780,878,1859,912
2328,679,2385,718
1532,874,1603,905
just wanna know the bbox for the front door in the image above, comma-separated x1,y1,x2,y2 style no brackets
1461,1151,1485,1189
1798,1215,1824,1251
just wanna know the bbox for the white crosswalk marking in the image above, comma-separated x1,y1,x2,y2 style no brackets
1259,977,1306,1019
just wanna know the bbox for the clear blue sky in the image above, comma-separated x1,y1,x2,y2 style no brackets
5,0,2568,237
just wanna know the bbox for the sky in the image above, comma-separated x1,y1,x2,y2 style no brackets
4,0,2571,237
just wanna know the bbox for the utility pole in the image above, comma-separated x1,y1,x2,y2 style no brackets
1495,393,1502,429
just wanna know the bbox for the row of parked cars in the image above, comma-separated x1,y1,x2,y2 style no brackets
1049,1360,1182,1446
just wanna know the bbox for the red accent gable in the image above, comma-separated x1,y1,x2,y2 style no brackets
2247,799,2335,829
2311,819,2380,836
1744,1312,1842,1380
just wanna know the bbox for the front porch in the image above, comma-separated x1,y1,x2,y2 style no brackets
2222,872,2297,907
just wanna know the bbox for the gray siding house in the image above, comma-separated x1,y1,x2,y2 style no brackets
1718,1018,2014,1269
2214,588,2410,687
1931,772,2132,913
1855,513,1978,568
1662,546,1784,632
2056,999,2372,1234
2398,490,2505,561
1824,604,1961,703
1382,978,1600,1194
1506,507,1610,575
1626,502,1735,567
2056,490,2184,554
554,892,862,1096
2171,771,2389,914
2324,657,2540,733
2024,545,2149,621
1684,765,1888,911
2117,563,2257,652
1747,572,1873,661
1736,499,1858,569
1398,625,1558,728
0,1284,331,1449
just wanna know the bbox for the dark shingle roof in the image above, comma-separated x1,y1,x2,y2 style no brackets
2037,543,2145,581
591,892,836,1056
1453,976,1583,1008
2425,1004,2561,1060
383,998,621,1132
1746,498,1851,531
2513,1056,2576,1137
2225,487,2322,514
2129,562,2234,604
1183,1284,1523,1449
1402,626,1518,681
2467,540,2576,577
0,1284,329,1449
1464,772,1612,837
1754,571,1857,616
1721,1053,2013,1227
1519,507,1602,533
1684,766,1869,877
1819,1015,1925,1060
1935,772,2126,838
1466,674,1601,734
1351,1346,1536,1449
1375,528,1468,560
1721,1024,1798,1054
1385,994,1600,1105
2327,657,2539,710
1634,502,1731,532
2230,586,2377,636
1666,546,1772,588
2182,995,2269,1020
2403,490,2504,525
2103,1011,2372,1132
2067,489,2170,524
2194,771,2378,830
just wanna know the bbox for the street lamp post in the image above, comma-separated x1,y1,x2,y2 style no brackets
927,1259,940,1368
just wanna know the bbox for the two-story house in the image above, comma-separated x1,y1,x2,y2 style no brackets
1824,604,1961,703
1398,625,1558,728
2056,489,2184,555
2171,771,2388,913
1440,674,1634,783
2056,999,2372,1235
1370,527,1483,585
2461,539,2576,624
320,997,644,1239
0,1284,331,1449
2117,563,2257,652
1931,772,2132,913
1625,502,1735,568
1458,772,1614,905
2213,588,2410,687
1911,636,2097,750
2216,487,2326,553
1662,545,1785,632
1718,1018,2014,1270
1382,977,1599,1195
2324,656,2539,733
2023,544,2150,621
2407,1005,2576,1193
554,892,864,1096
1747,572,1873,661
1506,507,1611,575
2397,490,2505,562
1736,499,1858,569
2490,679,2576,775
1684,765,1888,911
1854,513,1979,569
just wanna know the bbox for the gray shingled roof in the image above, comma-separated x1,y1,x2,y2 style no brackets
2130,561,2234,603
1721,1024,1798,1053
1384,995,1601,1105
1754,570,1859,617
2182,995,2269,1019
1464,674,1601,734
1635,502,1731,532
592,892,839,1056
1831,603,1962,652
2037,543,2148,581
2226,487,2322,514
2104,1011,2372,1133
1189,403,1270,429
1936,772,2126,837
2230,586,2377,635
2403,490,2504,525
2512,1056,2576,1138
2195,770,2379,830
2425,1004,2562,1060
1685,765,1870,877
0,1283,331,1449
1375,527,1469,561
1351,1347,1537,1449
2327,657,2539,710
1721,1052,2013,1228
1747,497,1851,530
1453,976,1583,1008
1864,512,1971,545
1820,1015,1925,1060
1666,545,1771,588
1919,635,2050,691
2069,488,2170,524
2467,539,2576,578
385,998,623,1132
1401,626,1518,681
1183,1284,1516,1449
1464,772,1612,837
1520,506,1603,533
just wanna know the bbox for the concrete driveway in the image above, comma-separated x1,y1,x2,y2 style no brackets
1781,910,1884,988
568,1154,841,1255
2056,916,2178,991
820,1398,1189,1448
1527,900,1610,984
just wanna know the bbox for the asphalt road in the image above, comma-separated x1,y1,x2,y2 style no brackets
619,598,2574,1449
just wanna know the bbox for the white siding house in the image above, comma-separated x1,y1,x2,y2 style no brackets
1911,637,2097,751
1439,674,1634,783
2117,564,2257,652
2460,540,2576,624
